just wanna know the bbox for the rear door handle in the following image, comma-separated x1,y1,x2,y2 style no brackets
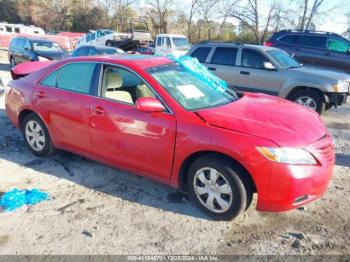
36,91,46,98
240,71,250,75
94,106,105,115
208,67,216,71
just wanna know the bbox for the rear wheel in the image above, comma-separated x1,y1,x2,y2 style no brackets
290,89,325,114
21,114,56,157
187,155,252,221
10,56,15,68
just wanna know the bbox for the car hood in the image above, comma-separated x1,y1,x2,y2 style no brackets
290,66,350,80
195,92,326,147
34,50,67,60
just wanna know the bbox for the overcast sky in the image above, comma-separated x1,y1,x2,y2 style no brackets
139,0,349,34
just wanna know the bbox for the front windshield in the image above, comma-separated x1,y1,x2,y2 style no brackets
267,50,301,68
172,37,189,48
148,64,237,110
32,41,65,53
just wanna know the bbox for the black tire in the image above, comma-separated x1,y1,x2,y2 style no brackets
289,89,325,114
325,103,332,110
105,40,112,47
187,155,252,221
21,113,56,157
10,56,15,68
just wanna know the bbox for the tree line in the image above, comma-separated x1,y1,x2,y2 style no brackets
0,0,345,44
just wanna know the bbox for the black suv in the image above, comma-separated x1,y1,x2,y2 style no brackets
8,37,68,68
266,30,350,74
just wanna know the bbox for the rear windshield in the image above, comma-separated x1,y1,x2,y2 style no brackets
172,37,189,48
32,41,65,53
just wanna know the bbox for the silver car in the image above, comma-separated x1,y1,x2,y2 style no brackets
187,42,350,114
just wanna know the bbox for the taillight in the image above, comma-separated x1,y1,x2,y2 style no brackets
264,42,273,47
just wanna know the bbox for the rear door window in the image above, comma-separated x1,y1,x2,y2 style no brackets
190,47,211,63
279,34,300,44
41,70,59,87
296,35,327,48
210,47,238,66
56,63,97,94
241,49,269,69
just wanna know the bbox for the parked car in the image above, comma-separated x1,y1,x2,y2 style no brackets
71,45,125,57
5,55,335,220
187,42,350,113
131,46,155,55
8,37,68,67
265,30,350,74
155,34,190,57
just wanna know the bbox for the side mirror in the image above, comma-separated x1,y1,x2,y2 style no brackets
263,62,276,70
135,97,165,113
347,48,350,55
24,47,30,51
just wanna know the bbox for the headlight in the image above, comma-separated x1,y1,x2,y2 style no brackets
256,147,317,165
333,80,349,93
37,56,49,62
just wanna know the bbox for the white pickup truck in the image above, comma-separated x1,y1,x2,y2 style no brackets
77,29,131,48
155,34,190,57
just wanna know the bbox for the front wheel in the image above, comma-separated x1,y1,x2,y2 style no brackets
290,90,325,114
187,155,252,221
105,40,113,47
22,114,56,157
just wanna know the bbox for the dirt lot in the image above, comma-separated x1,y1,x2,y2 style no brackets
0,49,349,255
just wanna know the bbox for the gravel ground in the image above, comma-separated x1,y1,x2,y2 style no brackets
0,49,349,255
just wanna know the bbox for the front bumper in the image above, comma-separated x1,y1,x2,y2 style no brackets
255,135,334,212
326,92,348,106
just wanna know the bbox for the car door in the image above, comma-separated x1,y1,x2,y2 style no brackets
23,39,32,62
293,35,328,67
204,46,239,87
33,62,100,154
235,48,282,95
325,37,350,74
89,64,177,179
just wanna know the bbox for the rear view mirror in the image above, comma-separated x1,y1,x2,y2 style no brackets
263,62,276,70
136,97,165,113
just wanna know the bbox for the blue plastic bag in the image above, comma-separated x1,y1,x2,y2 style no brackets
167,55,228,91
0,188,49,212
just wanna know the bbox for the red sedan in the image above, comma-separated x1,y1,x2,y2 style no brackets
5,55,335,220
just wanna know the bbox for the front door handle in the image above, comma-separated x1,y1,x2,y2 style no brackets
208,67,216,71
240,71,250,75
94,106,105,115
36,91,46,98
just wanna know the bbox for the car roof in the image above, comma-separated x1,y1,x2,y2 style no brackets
275,29,343,38
77,45,117,50
13,36,56,43
193,42,279,51
64,55,173,70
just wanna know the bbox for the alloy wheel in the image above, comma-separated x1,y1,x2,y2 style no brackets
25,120,46,152
193,167,233,213
295,96,317,111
